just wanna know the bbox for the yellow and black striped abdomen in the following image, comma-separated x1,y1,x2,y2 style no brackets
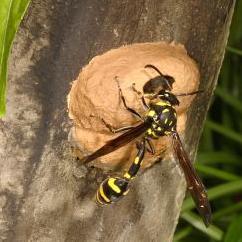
96,177,129,204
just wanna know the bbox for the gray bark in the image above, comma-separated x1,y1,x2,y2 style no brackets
0,0,235,241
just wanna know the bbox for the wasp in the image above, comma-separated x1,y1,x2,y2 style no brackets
80,64,211,227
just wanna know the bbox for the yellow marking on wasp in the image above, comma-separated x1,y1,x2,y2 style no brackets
152,130,158,137
134,157,140,164
108,178,121,193
123,189,130,195
124,172,131,179
157,127,162,131
96,192,104,204
99,184,110,203
165,131,171,135
201,193,207,198
162,108,169,113
164,118,168,124
174,112,177,117
148,110,156,117
169,121,173,126
156,101,171,106
147,128,158,137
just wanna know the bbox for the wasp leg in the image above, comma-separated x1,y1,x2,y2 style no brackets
101,118,136,134
145,137,155,155
132,83,150,110
123,139,146,180
115,76,143,121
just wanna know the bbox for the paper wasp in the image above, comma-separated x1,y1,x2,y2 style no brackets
79,64,211,226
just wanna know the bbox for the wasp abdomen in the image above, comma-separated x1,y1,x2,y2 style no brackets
96,177,129,204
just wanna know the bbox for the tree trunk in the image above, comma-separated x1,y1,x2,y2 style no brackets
0,0,235,241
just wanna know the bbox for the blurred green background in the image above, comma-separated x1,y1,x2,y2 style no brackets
175,2,242,241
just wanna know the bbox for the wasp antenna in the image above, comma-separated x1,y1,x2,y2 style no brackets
175,90,204,97
145,64,164,77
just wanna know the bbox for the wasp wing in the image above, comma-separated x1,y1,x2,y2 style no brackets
81,121,151,163
171,132,212,227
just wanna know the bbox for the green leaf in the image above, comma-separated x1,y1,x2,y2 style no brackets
0,0,31,116
205,120,242,144
224,214,242,242
200,122,214,151
213,201,242,220
195,163,240,181
215,87,242,114
228,0,242,45
197,151,241,165
226,46,242,56
181,211,223,241
173,227,192,241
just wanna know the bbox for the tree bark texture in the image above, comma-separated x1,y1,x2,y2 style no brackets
0,0,235,241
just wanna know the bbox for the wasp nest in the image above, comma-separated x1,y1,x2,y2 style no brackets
67,42,200,171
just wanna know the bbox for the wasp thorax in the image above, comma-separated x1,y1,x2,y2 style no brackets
146,98,178,138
